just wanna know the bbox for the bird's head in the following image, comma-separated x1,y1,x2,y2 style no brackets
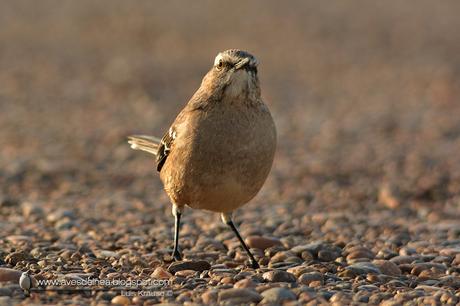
201,49,261,101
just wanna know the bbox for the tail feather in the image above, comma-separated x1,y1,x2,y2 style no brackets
127,135,161,156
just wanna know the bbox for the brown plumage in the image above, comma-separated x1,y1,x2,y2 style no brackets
128,49,276,268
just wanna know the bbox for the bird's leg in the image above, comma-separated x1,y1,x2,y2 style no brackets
172,204,182,261
221,212,259,269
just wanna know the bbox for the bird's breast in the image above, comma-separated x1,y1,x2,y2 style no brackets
161,102,276,212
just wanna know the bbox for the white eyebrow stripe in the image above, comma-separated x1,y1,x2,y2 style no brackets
214,54,224,66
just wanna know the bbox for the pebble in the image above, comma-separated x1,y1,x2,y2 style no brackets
175,270,196,277
287,265,314,277
345,262,381,275
96,250,120,259
269,251,294,263
292,242,323,256
301,250,314,261
0,288,12,297
298,272,324,285
150,267,172,279
262,270,297,283
245,236,282,250
411,262,446,276
346,246,375,260
318,249,339,262
218,288,262,303
440,247,460,256
233,278,257,288
176,291,192,303
168,260,211,274
0,268,22,282
202,289,218,304
4,251,32,265
111,295,130,305
330,292,351,303
260,287,297,303
389,255,418,265
373,260,401,276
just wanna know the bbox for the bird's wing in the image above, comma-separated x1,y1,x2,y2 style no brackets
156,127,177,172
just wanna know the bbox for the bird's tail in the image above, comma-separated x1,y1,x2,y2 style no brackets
127,135,161,156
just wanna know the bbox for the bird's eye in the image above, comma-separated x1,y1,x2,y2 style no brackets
216,60,224,70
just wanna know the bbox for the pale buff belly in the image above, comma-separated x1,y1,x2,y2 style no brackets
162,130,275,212
163,143,274,212
186,176,258,212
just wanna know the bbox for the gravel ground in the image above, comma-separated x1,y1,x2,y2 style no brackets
1,1,460,305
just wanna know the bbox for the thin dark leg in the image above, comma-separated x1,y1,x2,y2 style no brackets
226,219,259,269
172,208,182,261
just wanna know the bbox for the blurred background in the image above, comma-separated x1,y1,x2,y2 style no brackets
1,0,460,218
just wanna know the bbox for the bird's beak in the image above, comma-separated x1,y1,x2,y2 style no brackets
234,58,250,70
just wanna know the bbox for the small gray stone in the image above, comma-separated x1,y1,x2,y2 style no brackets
292,242,323,256
389,255,418,265
218,288,262,304
373,260,401,276
262,270,297,283
298,272,324,285
358,284,379,292
0,288,12,297
318,249,339,262
261,287,297,303
346,262,381,275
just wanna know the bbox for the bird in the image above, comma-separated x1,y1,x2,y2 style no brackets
128,49,276,269
19,271,32,296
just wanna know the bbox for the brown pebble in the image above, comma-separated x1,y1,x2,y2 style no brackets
218,288,262,303
389,255,418,265
318,249,339,262
131,296,145,305
111,295,130,305
175,270,196,277
346,247,375,261
245,236,282,250
373,260,401,276
220,276,234,284
287,265,314,277
299,291,317,302
301,251,314,261
263,270,296,283
176,291,192,303
234,278,257,288
151,267,172,279
202,289,218,304
298,272,324,285
0,268,22,283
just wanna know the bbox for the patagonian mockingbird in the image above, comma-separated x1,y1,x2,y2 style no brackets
128,49,276,268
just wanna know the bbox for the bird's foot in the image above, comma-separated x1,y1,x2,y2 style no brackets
250,260,260,269
172,249,182,261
